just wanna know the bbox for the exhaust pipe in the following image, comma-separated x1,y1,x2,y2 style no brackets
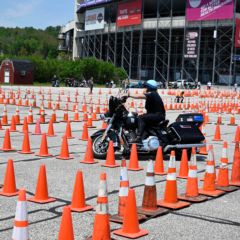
164,143,206,152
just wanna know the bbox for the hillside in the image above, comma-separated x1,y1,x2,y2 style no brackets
0,26,60,59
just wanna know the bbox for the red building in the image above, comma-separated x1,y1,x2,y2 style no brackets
0,59,34,85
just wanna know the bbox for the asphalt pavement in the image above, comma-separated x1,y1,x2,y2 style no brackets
0,86,240,240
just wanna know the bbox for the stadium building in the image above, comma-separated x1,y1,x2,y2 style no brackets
58,0,240,85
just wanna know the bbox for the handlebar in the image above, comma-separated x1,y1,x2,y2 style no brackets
120,95,128,103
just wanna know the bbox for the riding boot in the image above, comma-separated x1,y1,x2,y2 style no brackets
129,117,145,143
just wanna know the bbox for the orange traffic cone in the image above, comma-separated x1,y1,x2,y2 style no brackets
18,131,33,154
138,160,169,216
65,121,74,139
22,117,29,133
205,112,210,124
83,112,88,122
10,115,17,132
101,120,107,130
113,189,149,239
70,171,93,212
56,135,74,160
154,146,166,175
230,142,240,186
216,113,222,125
199,123,208,155
28,164,56,203
51,107,57,123
212,124,222,141
200,145,217,181
15,106,20,125
177,149,189,179
1,104,8,125
87,115,95,128
40,109,46,124
199,148,225,197
35,133,52,157
58,206,74,240
47,119,55,137
101,141,120,168
228,114,237,126
0,159,18,196
88,173,111,240
80,138,98,164
0,128,15,151
73,106,80,122
12,189,29,240
110,159,131,223
178,148,208,203
32,119,42,135
27,106,34,124
62,109,68,122
233,126,240,142
157,151,190,209
217,142,238,192
92,112,97,121
80,123,89,141
128,144,143,171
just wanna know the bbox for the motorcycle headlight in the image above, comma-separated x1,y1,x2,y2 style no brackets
100,114,105,120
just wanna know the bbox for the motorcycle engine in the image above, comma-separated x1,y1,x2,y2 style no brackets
142,136,160,151
125,112,137,130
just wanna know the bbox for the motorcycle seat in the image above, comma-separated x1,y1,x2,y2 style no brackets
158,120,169,128
151,120,169,130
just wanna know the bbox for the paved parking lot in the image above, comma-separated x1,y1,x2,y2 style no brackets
0,86,240,240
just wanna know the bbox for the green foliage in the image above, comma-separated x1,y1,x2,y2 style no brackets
0,26,127,84
81,57,100,81
114,67,128,82
0,26,60,58
98,60,115,84
0,56,126,84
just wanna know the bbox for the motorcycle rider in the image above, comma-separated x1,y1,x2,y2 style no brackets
127,79,166,143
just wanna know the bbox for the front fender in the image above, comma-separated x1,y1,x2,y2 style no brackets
91,129,105,139
91,129,120,148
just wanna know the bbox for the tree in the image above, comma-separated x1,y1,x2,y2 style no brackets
81,58,100,81
0,26,60,58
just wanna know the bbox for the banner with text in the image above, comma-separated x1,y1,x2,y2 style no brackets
186,0,234,21
235,19,240,48
184,30,199,59
85,7,105,31
117,0,142,27
78,0,112,11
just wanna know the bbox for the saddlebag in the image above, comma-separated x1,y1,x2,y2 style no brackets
175,113,204,127
168,122,204,144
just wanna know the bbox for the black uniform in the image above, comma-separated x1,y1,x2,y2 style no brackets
137,91,165,137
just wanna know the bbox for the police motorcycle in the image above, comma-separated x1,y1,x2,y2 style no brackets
91,92,205,160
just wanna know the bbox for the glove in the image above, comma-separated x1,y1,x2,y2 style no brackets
121,95,128,103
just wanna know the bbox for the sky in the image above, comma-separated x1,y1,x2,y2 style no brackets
0,0,75,29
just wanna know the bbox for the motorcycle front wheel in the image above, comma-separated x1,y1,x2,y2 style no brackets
92,135,110,159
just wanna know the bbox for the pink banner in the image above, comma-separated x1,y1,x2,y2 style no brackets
186,0,234,21
235,19,240,48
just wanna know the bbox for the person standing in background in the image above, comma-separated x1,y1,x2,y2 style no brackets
234,83,238,92
88,77,94,94
207,81,212,90
197,81,201,90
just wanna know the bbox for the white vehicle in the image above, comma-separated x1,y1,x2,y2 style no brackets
168,79,197,89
